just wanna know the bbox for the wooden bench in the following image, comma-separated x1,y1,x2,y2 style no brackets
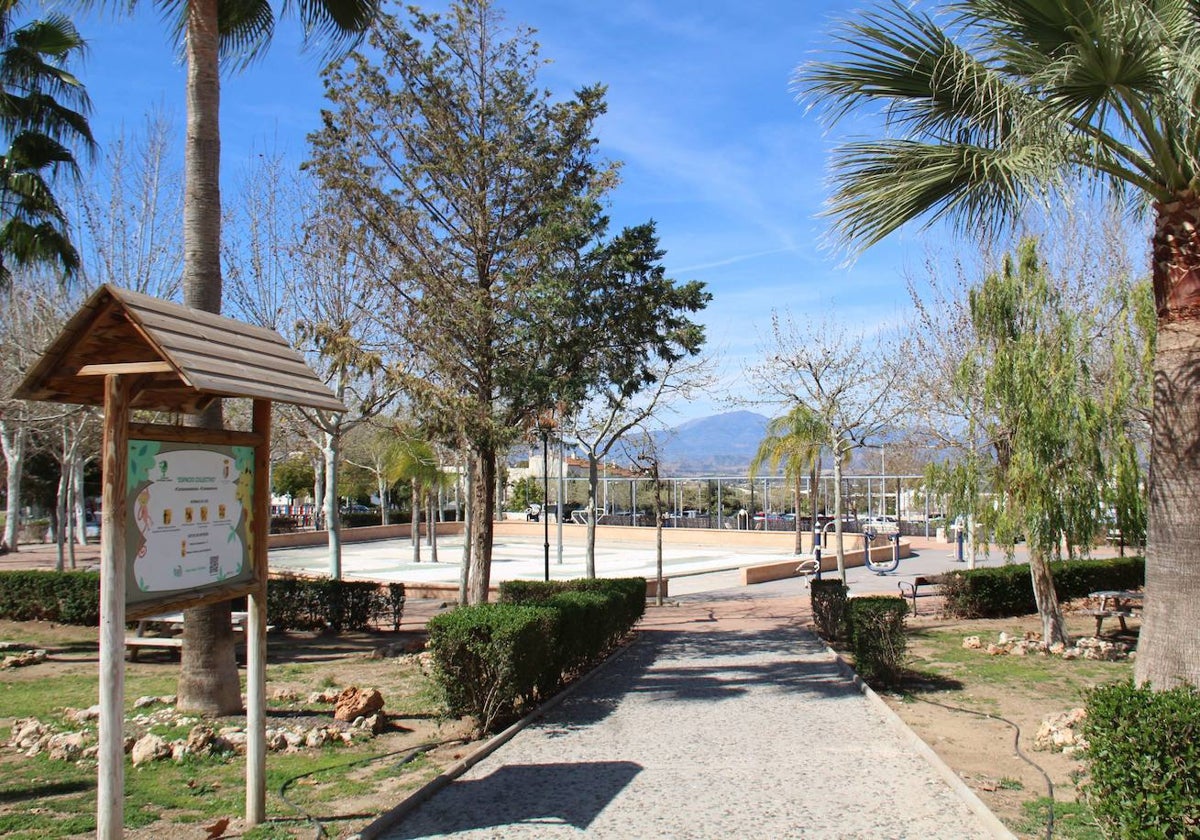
897,576,940,615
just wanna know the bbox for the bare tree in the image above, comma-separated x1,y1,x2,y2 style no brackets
750,312,904,580
568,353,710,577
73,112,183,299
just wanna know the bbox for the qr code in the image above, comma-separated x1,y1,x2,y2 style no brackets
209,556,219,575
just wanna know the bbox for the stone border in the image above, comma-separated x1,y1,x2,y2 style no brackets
352,638,640,840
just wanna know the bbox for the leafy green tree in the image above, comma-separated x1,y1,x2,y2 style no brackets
509,475,542,512
309,0,616,603
272,455,315,500
750,404,828,556
561,221,710,577
799,0,1200,689
0,5,94,284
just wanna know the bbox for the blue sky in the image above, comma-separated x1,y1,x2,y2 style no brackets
69,0,933,422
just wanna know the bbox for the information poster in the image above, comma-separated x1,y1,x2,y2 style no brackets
125,439,255,605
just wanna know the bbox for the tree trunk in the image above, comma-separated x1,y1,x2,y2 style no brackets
1137,191,1200,688
2,421,26,551
1029,551,1068,647
459,455,473,606
178,0,240,716
429,492,438,563
586,454,599,578
833,449,846,581
324,428,341,579
467,445,495,604
312,454,325,531
793,472,803,555
410,481,420,563
72,457,86,547
378,473,389,525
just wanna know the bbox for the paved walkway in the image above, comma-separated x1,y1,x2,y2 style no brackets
372,591,1010,839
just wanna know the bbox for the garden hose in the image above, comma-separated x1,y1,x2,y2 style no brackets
277,736,470,839
912,695,1056,840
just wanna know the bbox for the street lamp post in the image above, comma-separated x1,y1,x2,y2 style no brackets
542,429,550,581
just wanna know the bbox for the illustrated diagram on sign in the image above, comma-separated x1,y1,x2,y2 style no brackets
126,440,254,594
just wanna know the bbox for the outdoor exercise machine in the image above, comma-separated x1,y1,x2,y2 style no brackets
862,529,903,575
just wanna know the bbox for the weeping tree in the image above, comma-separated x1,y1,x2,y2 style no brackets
928,240,1135,646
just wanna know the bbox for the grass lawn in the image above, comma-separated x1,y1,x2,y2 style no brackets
0,618,472,839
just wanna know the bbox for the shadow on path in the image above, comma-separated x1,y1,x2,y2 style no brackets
381,761,641,838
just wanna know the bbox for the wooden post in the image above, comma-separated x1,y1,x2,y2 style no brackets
99,374,131,840
246,400,270,824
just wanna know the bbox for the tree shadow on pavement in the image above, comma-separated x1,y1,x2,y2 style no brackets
381,761,641,838
535,625,861,731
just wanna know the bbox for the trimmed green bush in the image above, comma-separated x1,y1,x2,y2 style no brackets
0,570,100,624
427,603,560,733
264,575,386,632
940,556,1144,618
500,577,646,636
810,579,849,641
847,595,909,686
1083,681,1200,838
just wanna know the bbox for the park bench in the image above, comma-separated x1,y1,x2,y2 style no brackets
897,575,941,615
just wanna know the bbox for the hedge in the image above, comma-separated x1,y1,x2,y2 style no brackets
810,579,850,641
0,570,101,625
0,570,403,633
847,596,909,686
429,577,648,733
426,603,560,734
1083,681,1200,838
940,556,1144,618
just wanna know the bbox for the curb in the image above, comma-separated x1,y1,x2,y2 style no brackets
817,635,1019,840
353,636,640,840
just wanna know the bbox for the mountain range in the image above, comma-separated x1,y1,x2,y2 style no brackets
653,411,771,475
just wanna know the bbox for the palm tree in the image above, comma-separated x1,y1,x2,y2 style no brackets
388,433,442,565
798,0,1200,690
749,405,827,556
106,0,378,719
0,7,94,283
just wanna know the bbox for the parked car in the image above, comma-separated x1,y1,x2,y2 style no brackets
861,515,900,534
84,512,100,540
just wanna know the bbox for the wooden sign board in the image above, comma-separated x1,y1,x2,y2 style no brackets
125,437,256,613
11,287,346,839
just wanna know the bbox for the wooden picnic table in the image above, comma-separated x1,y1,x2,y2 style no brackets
1083,590,1143,636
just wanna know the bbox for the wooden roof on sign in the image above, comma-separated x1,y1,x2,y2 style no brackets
14,284,347,414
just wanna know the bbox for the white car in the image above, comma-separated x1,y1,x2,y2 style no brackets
861,515,900,534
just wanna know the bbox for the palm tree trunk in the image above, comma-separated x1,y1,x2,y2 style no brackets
793,472,803,555
178,0,239,716
1137,191,1200,688
410,482,420,563
2,420,26,551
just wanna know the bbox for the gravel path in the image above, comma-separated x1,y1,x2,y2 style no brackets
373,595,1008,839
